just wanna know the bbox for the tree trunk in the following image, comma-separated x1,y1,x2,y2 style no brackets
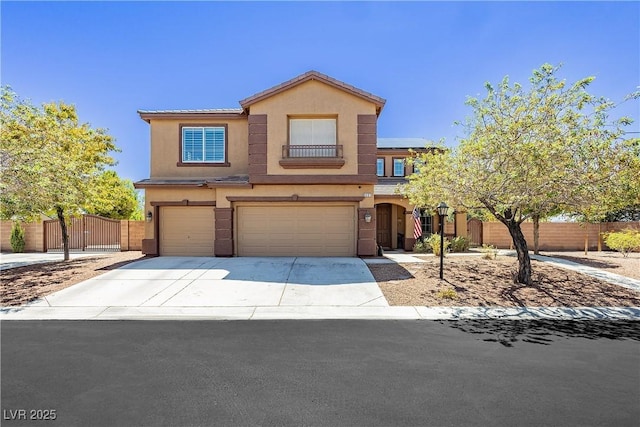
533,214,540,255
504,220,532,285
56,206,70,261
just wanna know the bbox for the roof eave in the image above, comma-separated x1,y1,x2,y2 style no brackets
137,110,246,123
239,71,386,114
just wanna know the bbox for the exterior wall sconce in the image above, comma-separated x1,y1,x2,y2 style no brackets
364,212,372,223
146,211,153,222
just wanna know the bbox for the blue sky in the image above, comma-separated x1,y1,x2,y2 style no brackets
2,1,639,183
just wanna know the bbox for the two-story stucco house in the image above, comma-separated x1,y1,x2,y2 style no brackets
135,71,466,257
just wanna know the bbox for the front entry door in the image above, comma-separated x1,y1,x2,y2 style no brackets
376,204,391,248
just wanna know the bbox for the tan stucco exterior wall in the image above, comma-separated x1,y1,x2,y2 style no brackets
149,118,248,179
216,184,375,209
248,80,377,176
144,187,217,239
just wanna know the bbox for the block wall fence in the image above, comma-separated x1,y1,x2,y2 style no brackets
481,221,640,251
0,220,145,253
1,219,638,253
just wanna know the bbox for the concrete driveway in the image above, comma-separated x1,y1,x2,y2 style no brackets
27,257,388,311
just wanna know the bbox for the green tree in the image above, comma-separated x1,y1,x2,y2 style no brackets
86,170,143,220
1,87,118,260
402,64,639,284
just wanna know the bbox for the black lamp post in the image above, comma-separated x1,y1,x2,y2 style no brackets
436,202,449,280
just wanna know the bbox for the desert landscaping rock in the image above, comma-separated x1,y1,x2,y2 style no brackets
371,255,640,307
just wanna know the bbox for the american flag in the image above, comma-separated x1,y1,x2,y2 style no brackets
412,207,422,240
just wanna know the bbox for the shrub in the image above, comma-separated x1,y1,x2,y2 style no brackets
480,244,497,260
604,229,640,257
436,288,458,300
426,234,450,257
10,222,26,253
413,239,430,253
450,236,470,253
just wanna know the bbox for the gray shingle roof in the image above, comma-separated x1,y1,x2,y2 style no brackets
377,138,433,149
374,178,407,196
137,108,243,114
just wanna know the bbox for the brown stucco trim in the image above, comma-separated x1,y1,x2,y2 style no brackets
357,207,377,257
143,204,161,256
214,208,233,257
150,200,216,207
358,115,378,177
248,174,378,185
141,239,158,256
177,123,230,167
239,70,386,114
139,112,246,123
226,196,365,203
279,158,346,169
248,114,267,179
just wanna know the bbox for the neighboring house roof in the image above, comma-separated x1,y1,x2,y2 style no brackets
374,177,406,197
134,175,251,189
137,109,245,122
239,70,386,114
377,138,433,149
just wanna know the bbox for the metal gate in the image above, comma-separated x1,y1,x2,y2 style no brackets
467,219,483,247
44,215,121,252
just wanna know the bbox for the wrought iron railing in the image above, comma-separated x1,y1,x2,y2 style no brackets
282,144,343,158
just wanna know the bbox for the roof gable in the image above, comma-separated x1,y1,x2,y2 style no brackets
239,70,386,115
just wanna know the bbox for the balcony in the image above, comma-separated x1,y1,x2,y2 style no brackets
279,144,345,169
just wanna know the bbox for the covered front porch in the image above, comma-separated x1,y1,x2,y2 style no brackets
373,198,467,251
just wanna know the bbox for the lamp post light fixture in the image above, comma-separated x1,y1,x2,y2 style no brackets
436,202,449,280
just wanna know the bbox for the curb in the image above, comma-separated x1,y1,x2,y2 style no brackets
1,306,639,321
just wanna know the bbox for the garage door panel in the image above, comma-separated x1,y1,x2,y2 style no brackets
237,205,355,256
160,207,215,256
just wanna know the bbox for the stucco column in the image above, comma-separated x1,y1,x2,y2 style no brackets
357,207,376,256
455,211,468,238
404,210,415,251
214,208,234,257
390,206,398,249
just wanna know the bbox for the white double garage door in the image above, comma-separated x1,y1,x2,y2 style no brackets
160,205,356,257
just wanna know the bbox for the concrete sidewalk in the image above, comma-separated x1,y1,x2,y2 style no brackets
0,252,107,270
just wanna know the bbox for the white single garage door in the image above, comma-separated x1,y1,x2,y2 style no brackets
160,206,215,256
237,205,356,256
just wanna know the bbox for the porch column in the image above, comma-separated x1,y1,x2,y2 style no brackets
390,206,398,249
404,210,415,251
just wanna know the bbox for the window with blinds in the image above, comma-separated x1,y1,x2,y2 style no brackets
182,127,225,163
287,118,337,157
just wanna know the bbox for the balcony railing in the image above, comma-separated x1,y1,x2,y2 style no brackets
282,144,343,158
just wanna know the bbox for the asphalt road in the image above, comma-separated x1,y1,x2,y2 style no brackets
2,320,639,427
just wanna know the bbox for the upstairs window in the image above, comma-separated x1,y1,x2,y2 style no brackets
182,126,226,163
393,158,405,176
377,158,385,176
288,118,337,157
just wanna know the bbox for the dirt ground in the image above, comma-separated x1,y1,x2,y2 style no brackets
1,251,145,307
371,254,640,307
